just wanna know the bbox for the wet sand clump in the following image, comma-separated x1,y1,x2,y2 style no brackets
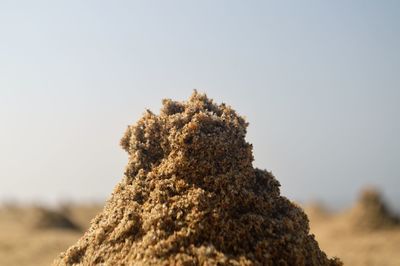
349,187,399,231
55,92,340,265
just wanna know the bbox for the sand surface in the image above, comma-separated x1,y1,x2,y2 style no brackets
0,204,100,266
0,202,399,265
306,206,400,266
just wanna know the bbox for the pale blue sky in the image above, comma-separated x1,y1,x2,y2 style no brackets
1,1,399,208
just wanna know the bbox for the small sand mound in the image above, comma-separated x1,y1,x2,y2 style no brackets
303,202,331,222
55,91,340,265
29,207,80,231
349,187,399,231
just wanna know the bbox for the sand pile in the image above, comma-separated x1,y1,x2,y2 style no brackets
303,202,331,223
29,207,80,231
349,187,399,231
0,205,80,231
55,92,340,265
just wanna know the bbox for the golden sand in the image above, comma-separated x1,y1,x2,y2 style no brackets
54,92,340,265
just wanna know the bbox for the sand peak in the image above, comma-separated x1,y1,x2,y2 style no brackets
55,91,340,265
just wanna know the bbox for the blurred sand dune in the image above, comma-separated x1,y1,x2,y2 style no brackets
304,188,400,266
0,204,102,266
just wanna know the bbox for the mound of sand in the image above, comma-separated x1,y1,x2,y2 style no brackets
303,202,331,223
348,187,399,231
55,92,340,265
59,203,103,230
29,207,80,231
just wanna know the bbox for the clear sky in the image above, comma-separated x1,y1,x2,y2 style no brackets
1,1,399,209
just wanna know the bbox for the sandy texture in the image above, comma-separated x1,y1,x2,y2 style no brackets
55,92,340,265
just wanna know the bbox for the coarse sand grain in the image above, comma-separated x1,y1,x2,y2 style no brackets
54,91,341,265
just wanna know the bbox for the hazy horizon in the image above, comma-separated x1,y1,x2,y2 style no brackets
1,1,399,210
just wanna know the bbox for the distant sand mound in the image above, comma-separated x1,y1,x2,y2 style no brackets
59,203,102,230
303,202,331,222
349,187,399,231
29,207,80,231
55,91,341,265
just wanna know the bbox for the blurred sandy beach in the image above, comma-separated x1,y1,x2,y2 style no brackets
1,187,399,266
